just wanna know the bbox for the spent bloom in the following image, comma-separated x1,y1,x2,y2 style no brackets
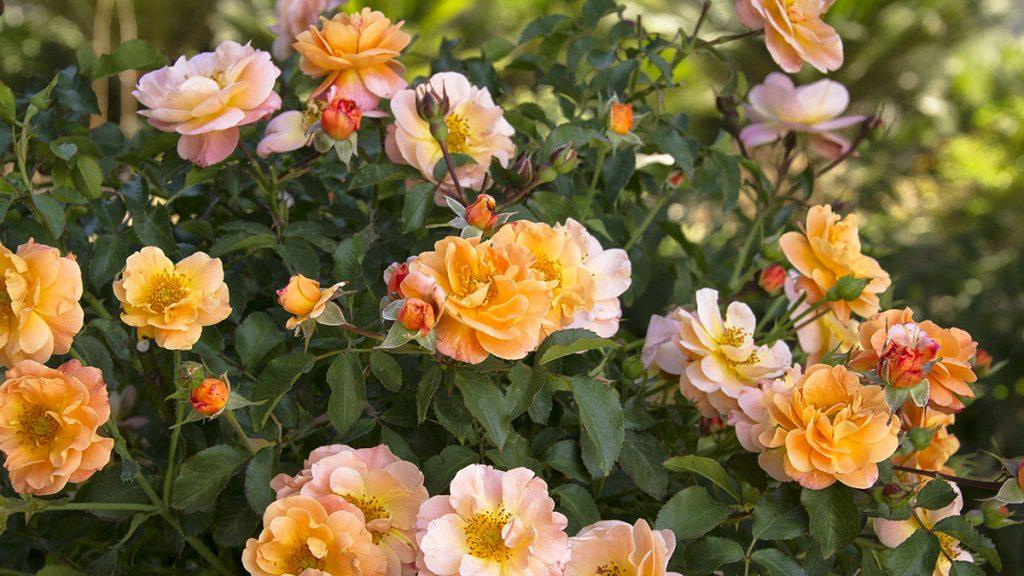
780,204,891,323
133,41,281,167
741,73,865,159
0,360,113,496
416,464,568,576
850,308,978,412
113,247,232,350
277,274,345,331
293,7,411,108
0,239,83,368
270,0,344,61
759,364,901,489
874,486,971,576
735,0,843,73
563,519,681,576
242,495,387,576
389,72,516,190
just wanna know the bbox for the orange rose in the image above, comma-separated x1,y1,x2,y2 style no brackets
190,377,230,417
780,205,890,322
277,274,344,330
608,102,634,135
321,93,362,141
893,403,959,476
0,240,84,367
0,360,113,495
850,309,977,412
464,194,499,232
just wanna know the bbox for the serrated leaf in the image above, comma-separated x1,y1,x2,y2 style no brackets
250,352,315,427
370,351,403,392
327,353,365,438
416,366,443,424
933,515,1002,571
455,370,510,449
655,486,730,540
171,445,250,513
885,529,941,576
235,312,284,371
801,484,860,559
664,455,739,502
682,536,744,573
753,486,807,541
73,155,103,199
402,182,434,233
423,445,477,494
92,39,167,79
915,479,957,510
89,234,129,290
572,376,624,477
751,548,809,576
551,484,600,534
33,193,66,239
538,329,614,364
244,447,275,514
618,430,668,499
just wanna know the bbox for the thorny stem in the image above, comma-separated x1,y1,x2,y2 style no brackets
696,29,763,50
224,409,258,456
892,465,1004,492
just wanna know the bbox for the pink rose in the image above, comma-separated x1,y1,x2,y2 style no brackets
736,0,843,73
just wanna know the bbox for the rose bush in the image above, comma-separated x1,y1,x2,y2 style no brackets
0,0,1018,575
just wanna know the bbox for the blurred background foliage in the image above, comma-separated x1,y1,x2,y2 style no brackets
3,0,1022,569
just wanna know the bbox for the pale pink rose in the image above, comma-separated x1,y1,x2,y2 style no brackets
564,519,681,576
727,365,801,454
641,309,688,376
257,110,313,157
270,0,345,61
735,0,843,73
269,444,349,498
300,444,429,576
740,73,865,159
874,485,972,576
388,72,515,190
134,41,282,167
561,218,632,338
416,464,568,576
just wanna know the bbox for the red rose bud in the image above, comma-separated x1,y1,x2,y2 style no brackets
190,377,230,417
878,323,940,389
667,171,686,189
465,194,499,231
609,102,634,135
759,264,786,294
397,298,436,335
385,262,410,296
322,96,362,141
973,348,992,376
700,415,725,434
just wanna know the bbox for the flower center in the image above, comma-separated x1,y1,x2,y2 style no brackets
596,563,627,576
936,532,959,559
717,326,749,348
286,546,324,574
464,509,512,562
445,113,471,154
532,256,563,287
17,404,59,449
145,271,190,313
344,493,389,524
0,288,12,323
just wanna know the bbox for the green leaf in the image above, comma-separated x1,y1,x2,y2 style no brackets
89,234,129,290
572,376,624,477
250,352,316,427
327,353,365,438
664,455,739,502
949,562,986,576
50,141,78,161
73,156,103,199
244,447,275,514
423,445,477,494
801,484,861,559
933,515,1002,571
36,566,86,576
519,14,570,44
915,479,957,510
370,351,403,392
655,486,731,540
235,312,284,371
0,80,15,124
751,548,809,576
618,430,669,499
402,182,435,233
505,362,545,420
455,370,510,449
885,529,941,576
551,484,600,534
753,486,808,541
33,194,66,239
91,39,167,79
682,536,744,573
171,445,250,513
582,0,617,27
209,230,277,257
416,366,443,424
538,329,614,364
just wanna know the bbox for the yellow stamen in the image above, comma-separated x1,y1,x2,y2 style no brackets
17,404,59,449
0,289,12,323
464,509,512,562
145,271,190,313
445,113,471,154
596,563,626,576
286,547,324,573
343,493,389,523
532,257,563,287
717,326,749,348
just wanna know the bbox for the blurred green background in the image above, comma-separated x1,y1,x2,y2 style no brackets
2,0,1022,570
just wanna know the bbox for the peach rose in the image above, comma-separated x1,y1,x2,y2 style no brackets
759,364,901,489
270,444,350,498
113,247,232,350
728,365,800,456
735,0,843,73
293,7,411,108
389,72,515,190
242,495,386,576
0,360,113,496
740,73,866,159
190,377,230,417
893,403,960,476
608,102,634,135
416,464,568,576
133,41,281,167
300,444,429,576
270,0,344,61
410,235,555,364
257,110,315,157
560,218,632,338
849,309,978,412
874,485,972,576
564,519,681,576
277,274,345,330
780,204,891,323
783,271,860,364
0,239,83,368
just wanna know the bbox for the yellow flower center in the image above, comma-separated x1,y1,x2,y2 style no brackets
145,271,190,313
343,493,389,523
532,256,563,287
286,546,324,574
464,509,512,562
0,288,12,323
17,404,59,449
717,326,749,348
445,113,471,154
937,532,959,559
596,563,627,576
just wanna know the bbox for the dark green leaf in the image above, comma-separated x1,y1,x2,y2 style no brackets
751,548,809,576
753,486,808,541
327,353,365,438
250,352,316,427
933,515,1002,571
370,351,403,392
455,370,510,449
402,182,435,233
664,455,739,502
915,479,957,510
244,448,275,514
235,312,284,371
33,194,66,239
618,430,669,499
171,445,250,513
655,486,731,540
89,234,129,290
551,484,600,534
423,445,477,494
572,376,624,477
92,39,167,79
885,529,941,576
801,484,860,559
416,366,443,424
538,329,614,364
683,536,744,573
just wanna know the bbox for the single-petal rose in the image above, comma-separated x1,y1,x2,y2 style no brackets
564,519,681,576
735,0,843,73
874,485,972,576
112,247,232,350
0,360,113,495
560,218,632,338
741,73,865,159
641,308,688,377
416,464,568,576
389,72,515,191
271,444,351,498
270,0,345,61
134,41,282,167
0,239,84,368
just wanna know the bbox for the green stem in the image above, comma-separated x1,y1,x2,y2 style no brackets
44,502,158,513
224,409,257,456
581,146,608,219
83,291,114,320
624,185,673,251
163,398,185,504
729,212,765,289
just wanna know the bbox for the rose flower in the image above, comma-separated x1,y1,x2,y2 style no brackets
564,519,681,576
735,0,843,73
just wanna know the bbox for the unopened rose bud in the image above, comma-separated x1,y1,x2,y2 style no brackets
973,348,992,376
881,483,902,498
826,274,869,302
385,262,411,296
609,102,634,135
758,264,786,294
878,323,940,389
667,171,686,189
699,415,725,434
549,145,578,174
980,499,1015,529
278,274,322,317
322,96,362,141
397,298,436,335
464,194,499,231
415,84,450,143
190,377,230,417
176,361,206,390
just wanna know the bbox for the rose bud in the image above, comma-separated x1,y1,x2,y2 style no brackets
699,415,725,434
878,323,940,389
609,102,634,135
668,171,686,189
973,348,992,376
510,152,535,188
277,274,322,317
758,264,786,294
397,298,436,335
415,84,450,143
549,144,579,174
385,261,411,296
321,96,362,141
190,377,230,417
465,194,499,231
1019,461,1024,493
